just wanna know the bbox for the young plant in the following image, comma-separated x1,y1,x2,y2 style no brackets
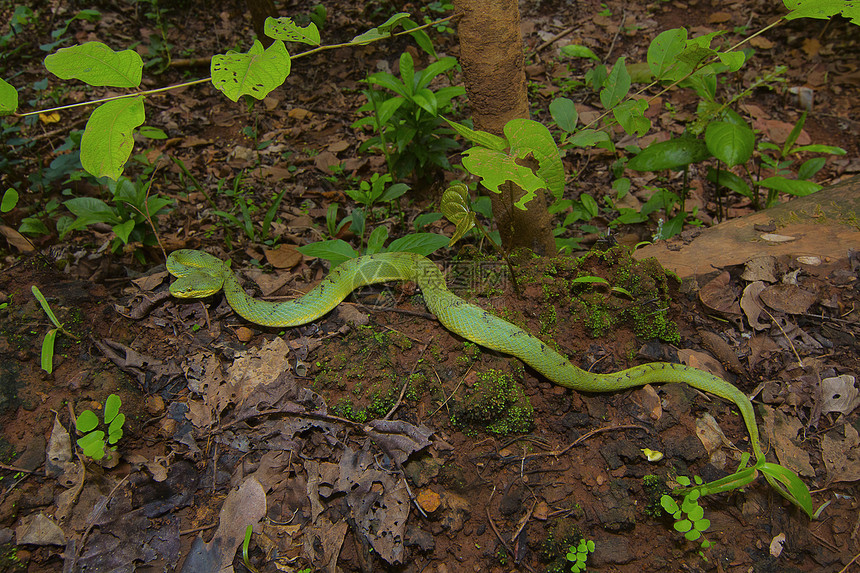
75,393,125,461
565,538,595,573
31,285,79,374
353,51,465,181
660,477,713,559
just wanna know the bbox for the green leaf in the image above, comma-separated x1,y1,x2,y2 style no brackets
628,137,710,171
784,0,860,25
137,126,167,139
0,78,18,115
549,97,578,133
112,220,135,243
560,44,600,60
567,129,610,147
684,528,702,541
718,50,746,72
211,40,291,102
706,168,752,198
647,28,687,79
41,328,57,374
76,410,99,433
416,57,459,91
350,12,411,44
386,233,450,255
444,118,507,151
77,431,106,460
758,176,821,196
441,183,477,245
104,394,121,423
44,42,143,88
297,239,357,267
81,96,145,180
366,226,388,254
600,56,630,110
505,118,565,200
399,52,414,95
1,188,18,212
19,217,49,236
263,16,320,45
108,414,124,444
790,144,846,155
63,197,120,225
612,99,650,137
782,111,807,156
797,157,826,180
673,519,693,533
580,193,598,217
705,121,754,166
31,285,62,328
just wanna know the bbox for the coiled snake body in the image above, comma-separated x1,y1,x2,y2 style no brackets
167,249,764,462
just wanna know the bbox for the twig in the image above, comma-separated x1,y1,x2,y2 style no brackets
533,25,576,53
603,11,628,64
836,550,860,573
180,522,218,536
75,475,129,561
485,507,537,573
429,364,470,418
384,338,432,420
0,463,40,474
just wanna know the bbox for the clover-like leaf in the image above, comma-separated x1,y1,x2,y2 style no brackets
81,96,145,180
76,410,99,433
77,431,106,460
211,40,291,102
104,393,121,424
44,42,143,88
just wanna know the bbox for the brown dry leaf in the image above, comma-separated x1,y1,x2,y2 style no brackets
740,281,769,330
708,11,732,23
749,36,774,49
820,374,859,415
132,270,168,292
264,244,302,269
678,348,727,379
288,107,310,120
314,151,340,173
759,284,817,314
327,139,349,153
698,271,742,316
302,516,349,573
227,337,291,409
244,268,292,297
760,405,815,477
821,423,860,483
15,512,65,546
802,37,821,57
741,256,778,283
0,225,34,252
695,413,732,469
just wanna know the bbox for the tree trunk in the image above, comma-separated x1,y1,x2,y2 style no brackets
453,0,556,255
247,0,278,47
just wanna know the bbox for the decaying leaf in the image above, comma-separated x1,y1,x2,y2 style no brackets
821,423,860,484
740,281,769,330
760,405,815,477
16,512,65,546
820,374,859,415
698,271,742,317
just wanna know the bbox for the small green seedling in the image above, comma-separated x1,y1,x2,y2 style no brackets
661,476,712,559
76,394,125,460
565,538,595,572
242,524,258,573
31,285,79,374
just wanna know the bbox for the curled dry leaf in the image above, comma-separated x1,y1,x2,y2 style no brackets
740,281,769,330
698,271,742,317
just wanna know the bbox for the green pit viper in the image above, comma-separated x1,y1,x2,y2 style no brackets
167,249,768,459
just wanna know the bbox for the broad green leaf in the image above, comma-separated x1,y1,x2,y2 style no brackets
80,96,145,180
113,220,135,243
374,96,406,125
706,168,752,198
297,239,357,267
211,40,291,102
412,88,437,115
350,12,410,44
41,328,57,374
63,197,121,225
104,394,121,423
580,193,598,217
628,137,710,171
137,126,167,139
441,183,477,245
784,0,860,25
44,42,143,88
401,19,436,58
461,147,545,207
797,157,826,180
612,99,650,136
415,57,458,91
386,232,449,255
366,226,388,254
76,410,99,433
549,97,578,133
567,129,610,147
444,118,507,151
367,72,409,97
399,52,414,95
758,176,821,196
718,51,746,72
705,121,754,166
264,16,320,45
560,44,600,61
0,78,18,115
647,28,686,79
600,56,630,110
1,188,18,212
504,118,565,199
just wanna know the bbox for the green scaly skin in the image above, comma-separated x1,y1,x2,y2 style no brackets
168,249,762,460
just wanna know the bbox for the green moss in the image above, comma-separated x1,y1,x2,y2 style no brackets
539,518,584,571
451,369,533,435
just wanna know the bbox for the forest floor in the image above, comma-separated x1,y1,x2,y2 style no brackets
0,0,859,572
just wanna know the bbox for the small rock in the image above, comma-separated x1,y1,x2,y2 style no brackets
236,327,255,342
145,395,165,416
590,535,635,566
417,488,441,514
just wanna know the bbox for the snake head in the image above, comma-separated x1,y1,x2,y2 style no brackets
169,273,225,299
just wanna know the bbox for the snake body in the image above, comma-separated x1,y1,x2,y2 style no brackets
167,249,763,462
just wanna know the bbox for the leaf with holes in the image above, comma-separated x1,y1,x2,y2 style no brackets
81,96,145,180
264,16,320,45
211,40,291,102
441,183,477,245
44,41,143,88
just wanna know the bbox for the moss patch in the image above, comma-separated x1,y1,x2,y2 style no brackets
451,368,534,435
